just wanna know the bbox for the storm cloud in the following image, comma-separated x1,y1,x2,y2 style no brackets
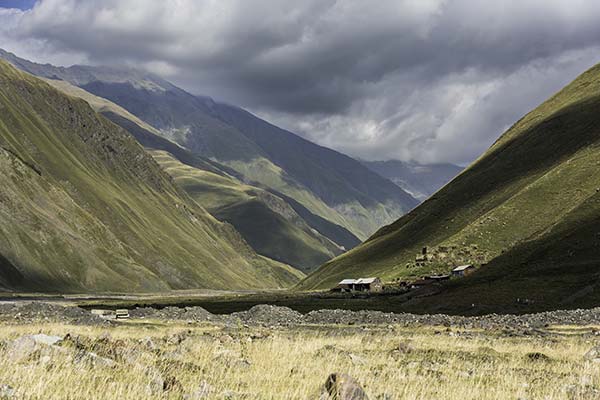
2,0,600,164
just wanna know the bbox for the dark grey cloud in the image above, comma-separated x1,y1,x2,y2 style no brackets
2,0,600,164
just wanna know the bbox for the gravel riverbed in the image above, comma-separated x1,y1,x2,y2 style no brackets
2,302,600,330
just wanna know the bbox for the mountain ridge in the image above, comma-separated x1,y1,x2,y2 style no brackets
299,60,600,312
34,75,353,272
0,49,417,242
0,59,302,292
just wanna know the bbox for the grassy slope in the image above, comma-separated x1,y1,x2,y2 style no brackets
0,49,415,241
74,79,373,239
300,62,600,301
81,80,400,240
0,60,302,292
151,151,342,273
38,79,346,272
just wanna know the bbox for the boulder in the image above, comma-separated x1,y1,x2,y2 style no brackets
5,336,37,362
584,346,600,363
183,380,214,399
73,350,116,368
30,334,62,346
321,373,369,400
5,334,62,362
0,384,15,399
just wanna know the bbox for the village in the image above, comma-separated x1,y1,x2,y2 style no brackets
333,245,481,294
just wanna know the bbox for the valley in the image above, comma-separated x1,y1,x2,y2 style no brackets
300,60,600,314
2,2,600,400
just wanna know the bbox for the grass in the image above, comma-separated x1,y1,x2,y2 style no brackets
0,320,599,399
40,75,348,274
0,60,302,292
300,61,600,303
150,150,341,273
38,55,414,241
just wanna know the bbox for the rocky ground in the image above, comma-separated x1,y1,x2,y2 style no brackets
1,302,600,399
0,302,110,325
2,301,600,330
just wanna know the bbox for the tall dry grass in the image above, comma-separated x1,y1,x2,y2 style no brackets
0,321,598,399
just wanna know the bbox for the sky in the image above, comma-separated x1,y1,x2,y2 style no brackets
1,1,600,165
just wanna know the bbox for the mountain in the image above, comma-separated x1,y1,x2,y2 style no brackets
0,49,418,243
0,59,303,292
300,61,600,312
37,76,355,273
362,160,463,201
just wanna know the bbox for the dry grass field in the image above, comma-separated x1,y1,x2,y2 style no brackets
0,319,599,399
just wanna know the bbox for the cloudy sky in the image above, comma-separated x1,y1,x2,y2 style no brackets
1,0,600,165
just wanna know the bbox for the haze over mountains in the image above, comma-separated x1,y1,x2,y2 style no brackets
301,60,600,312
362,160,463,201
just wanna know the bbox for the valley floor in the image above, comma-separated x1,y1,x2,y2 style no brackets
0,303,600,399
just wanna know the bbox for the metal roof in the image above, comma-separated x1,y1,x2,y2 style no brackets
356,277,379,284
452,265,474,271
338,277,380,285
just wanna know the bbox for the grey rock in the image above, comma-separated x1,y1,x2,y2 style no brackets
184,380,214,399
30,334,62,346
584,346,600,362
0,384,15,399
146,373,165,396
322,373,369,400
218,334,234,344
389,342,414,359
73,350,116,367
5,336,37,362
230,305,303,326
349,354,367,365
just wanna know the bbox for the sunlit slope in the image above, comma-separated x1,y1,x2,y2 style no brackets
0,61,302,292
151,151,343,273
0,46,417,240
81,79,416,240
37,78,353,272
0,49,378,243
300,62,600,293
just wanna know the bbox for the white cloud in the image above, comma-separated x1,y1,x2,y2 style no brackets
2,0,600,164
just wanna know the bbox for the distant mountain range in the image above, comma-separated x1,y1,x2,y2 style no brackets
0,59,302,292
300,60,600,313
0,49,421,274
362,160,463,201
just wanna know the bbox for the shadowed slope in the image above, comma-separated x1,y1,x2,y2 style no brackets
300,62,600,303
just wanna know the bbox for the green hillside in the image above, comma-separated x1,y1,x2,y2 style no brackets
80,79,417,240
300,62,600,310
38,77,346,272
151,151,343,273
0,50,417,242
0,60,302,292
